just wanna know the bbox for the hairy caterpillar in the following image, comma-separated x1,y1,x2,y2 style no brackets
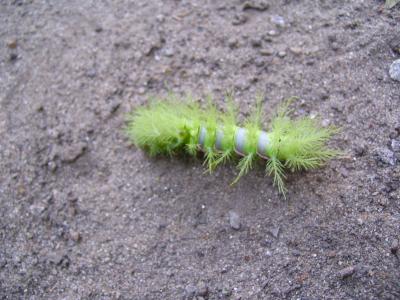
125,93,340,196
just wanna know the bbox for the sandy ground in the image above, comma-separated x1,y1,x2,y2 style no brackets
1,1,399,299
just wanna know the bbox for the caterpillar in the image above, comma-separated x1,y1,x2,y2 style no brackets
125,93,340,196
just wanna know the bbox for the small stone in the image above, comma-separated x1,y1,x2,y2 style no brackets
391,139,400,152
327,250,337,258
164,48,175,57
0,258,6,269
86,68,97,78
229,211,241,230
197,282,209,297
156,14,165,22
228,38,239,49
321,119,330,127
375,147,397,166
259,48,273,56
9,53,18,61
277,51,286,58
271,15,285,27
242,0,269,11
35,103,44,112
338,167,349,178
49,253,70,268
185,285,197,298
390,240,399,255
254,58,265,67
29,204,46,215
327,34,337,43
268,226,280,238
61,142,87,163
267,30,278,36
354,144,367,157
330,42,340,51
389,59,400,81
377,197,389,207
221,285,232,297
251,38,262,48
289,47,303,55
338,266,356,278
94,26,103,33
7,39,17,49
69,230,81,242
232,13,248,26
108,101,121,115
389,35,400,54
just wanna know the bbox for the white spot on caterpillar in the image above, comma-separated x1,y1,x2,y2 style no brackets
198,126,207,148
234,128,247,156
215,129,224,151
257,131,270,159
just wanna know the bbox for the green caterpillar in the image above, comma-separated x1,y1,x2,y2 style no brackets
125,93,340,196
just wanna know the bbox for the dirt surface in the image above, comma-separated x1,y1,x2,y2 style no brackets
1,0,400,299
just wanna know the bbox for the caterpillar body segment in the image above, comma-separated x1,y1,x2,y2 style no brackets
126,95,340,195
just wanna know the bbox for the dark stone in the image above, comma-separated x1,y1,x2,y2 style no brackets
9,53,18,61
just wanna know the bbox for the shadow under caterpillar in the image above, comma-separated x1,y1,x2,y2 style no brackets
125,93,341,196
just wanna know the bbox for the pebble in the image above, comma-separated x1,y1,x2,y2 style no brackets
86,68,97,78
242,0,269,11
338,265,356,278
228,38,239,49
221,285,232,297
48,161,57,172
197,282,209,297
268,226,280,238
7,39,17,49
94,26,103,33
267,30,278,36
61,142,87,163
375,147,397,166
164,48,175,57
9,53,18,61
389,35,400,54
254,57,265,67
185,285,197,298
251,38,262,48
271,15,285,27
156,14,165,23
69,230,81,242
390,240,399,256
229,211,241,230
277,51,286,58
232,13,248,26
389,59,400,81
321,119,330,127
289,47,303,55
259,48,273,56
391,139,400,152
354,144,367,157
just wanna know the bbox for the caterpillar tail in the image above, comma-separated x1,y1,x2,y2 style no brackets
125,94,341,197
